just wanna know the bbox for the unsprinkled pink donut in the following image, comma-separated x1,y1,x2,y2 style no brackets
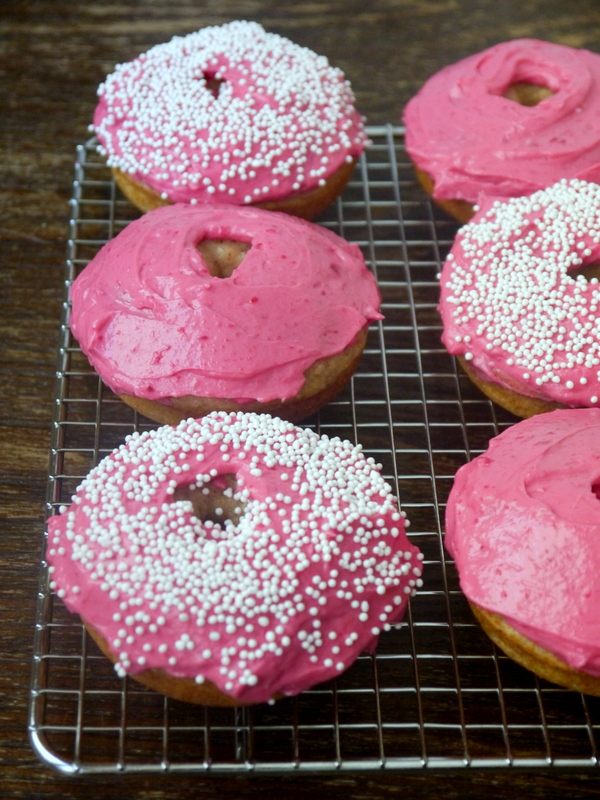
446,408,600,694
69,203,382,425
404,39,600,221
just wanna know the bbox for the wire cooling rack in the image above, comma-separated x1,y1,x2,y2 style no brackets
30,126,600,775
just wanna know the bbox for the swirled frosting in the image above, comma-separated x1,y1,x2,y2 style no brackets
93,20,368,206
445,408,600,676
70,203,382,404
47,412,423,703
439,179,600,407
403,39,600,203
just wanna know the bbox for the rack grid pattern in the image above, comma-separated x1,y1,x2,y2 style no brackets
30,127,600,775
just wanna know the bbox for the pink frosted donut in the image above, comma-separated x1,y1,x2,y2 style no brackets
70,203,382,424
445,408,600,693
403,39,600,219
439,179,600,417
46,412,423,705
93,20,368,217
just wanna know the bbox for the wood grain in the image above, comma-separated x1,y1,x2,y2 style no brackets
3,1,600,797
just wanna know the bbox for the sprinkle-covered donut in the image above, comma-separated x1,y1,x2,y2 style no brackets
46,412,423,705
70,203,381,425
93,20,368,218
439,179,600,417
403,39,600,222
446,408,600,694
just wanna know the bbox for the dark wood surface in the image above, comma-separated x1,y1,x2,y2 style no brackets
4,1,600,796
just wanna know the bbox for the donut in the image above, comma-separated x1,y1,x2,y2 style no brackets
70,203,381,425
46,412,423,705
403,39,600,222
445,408,600,695
93,20,368,219
438,179,600,418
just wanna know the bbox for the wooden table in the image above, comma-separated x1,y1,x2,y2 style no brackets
4,1,600,797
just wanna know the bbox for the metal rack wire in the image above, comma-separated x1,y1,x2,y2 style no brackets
30,126,600,775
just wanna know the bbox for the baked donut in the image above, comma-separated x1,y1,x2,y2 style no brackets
445,408,600,694
439,179,600,418
403,39,600,222
70,203,382,425
46,412,423,705
93,20,368,219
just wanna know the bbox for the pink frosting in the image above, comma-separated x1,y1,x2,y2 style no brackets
93,20,368,206
403,39,600,203
46,412,423,703
446,408,600,676
439,179,600,408
70,203,381,404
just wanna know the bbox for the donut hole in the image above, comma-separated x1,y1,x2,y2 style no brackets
569,263,600,283
201,71,225,99
503,82,554,106
592,481,600,501
197,239,251,279
172,474,245,531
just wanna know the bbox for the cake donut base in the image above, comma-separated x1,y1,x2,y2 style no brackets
457,356,565,418
119,328,369,426
413,166,475,224
470,603,600,696
113,159,357,220
86,624,257,706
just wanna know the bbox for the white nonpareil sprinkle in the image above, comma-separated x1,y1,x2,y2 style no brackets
94,21,367,203
47,412,419,702
442,179,600,405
